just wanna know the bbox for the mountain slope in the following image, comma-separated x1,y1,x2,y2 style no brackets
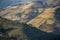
27,6,60,34
0,1,45,23
0,16,30,40
0,16,60,40
1,0,60,23
27,8,56,27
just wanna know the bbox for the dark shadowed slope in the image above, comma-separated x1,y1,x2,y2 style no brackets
0,16,30,40
0,16,60,40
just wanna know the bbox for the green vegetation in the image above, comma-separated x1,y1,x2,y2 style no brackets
0,6,60,40
0,16,30,40
0,15,60,40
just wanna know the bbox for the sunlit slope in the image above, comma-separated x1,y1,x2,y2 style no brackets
0,1,44,23
0,3,34,21
27,8,56,27
0,3,34,16
27,6,60,34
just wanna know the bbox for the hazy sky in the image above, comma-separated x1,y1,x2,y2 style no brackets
0,0,46,8
21,0,45,3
